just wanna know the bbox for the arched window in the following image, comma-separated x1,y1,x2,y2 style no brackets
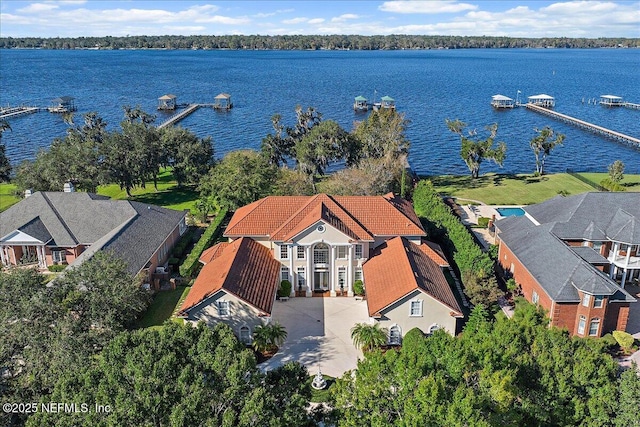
239,326,251,345
313,243,329,264
389,325,401,345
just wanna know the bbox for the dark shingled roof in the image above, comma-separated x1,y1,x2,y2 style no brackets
525,192,640,243
0,192,186,275
571,246,610,265
497,218,635,303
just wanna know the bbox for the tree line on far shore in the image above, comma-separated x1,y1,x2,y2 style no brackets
1,35,638,50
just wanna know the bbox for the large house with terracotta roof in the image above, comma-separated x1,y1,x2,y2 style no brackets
0,190,188,287
179,193,463,344
495,192,638,337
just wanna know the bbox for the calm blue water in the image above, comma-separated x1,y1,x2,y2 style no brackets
496,207,526,217
1,48,639,175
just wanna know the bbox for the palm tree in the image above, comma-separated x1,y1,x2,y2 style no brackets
350,323,388,352
252,322,288,354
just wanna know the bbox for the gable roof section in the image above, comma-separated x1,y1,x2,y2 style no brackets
271,194,373,242
363,236,462,318
225,194,425,240
18,217,52,244
180,238,280,316
419,240,449,267
200,242,230,264
498,217,635,302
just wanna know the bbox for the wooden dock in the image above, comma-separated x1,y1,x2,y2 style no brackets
157,104,210,129
0,106,40,120
526,103,640,149
624,102,640,110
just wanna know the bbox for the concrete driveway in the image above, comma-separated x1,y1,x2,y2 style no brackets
260,297,370,378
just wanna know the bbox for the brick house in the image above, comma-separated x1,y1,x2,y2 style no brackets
495,192,638,337
179,193,463,344
0,190,188,285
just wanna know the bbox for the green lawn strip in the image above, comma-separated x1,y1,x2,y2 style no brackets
96,168,199,211
426,173,597,205
0,182,19,212
136,285,191,329
575,172,640,192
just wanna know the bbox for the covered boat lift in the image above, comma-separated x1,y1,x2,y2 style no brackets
599,95,624,107
491,94,515,109
527,94,555,108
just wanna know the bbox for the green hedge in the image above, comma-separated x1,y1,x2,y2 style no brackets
47,264,67,272
413,180,493,277
179,208,228,278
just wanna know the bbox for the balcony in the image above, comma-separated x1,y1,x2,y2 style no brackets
608,251,640,269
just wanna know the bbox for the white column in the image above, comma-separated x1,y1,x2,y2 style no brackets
347,244,354,296
306,245,312,297
38,245,47,268
289,245,295,297
330,245,336,296
0,245,7,266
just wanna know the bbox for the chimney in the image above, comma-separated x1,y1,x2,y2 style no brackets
63,182,75,193
24,189,33,198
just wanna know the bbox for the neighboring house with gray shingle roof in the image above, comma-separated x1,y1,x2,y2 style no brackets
0,191,188,287
495,192,638,337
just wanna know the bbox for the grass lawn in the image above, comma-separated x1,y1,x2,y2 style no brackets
574,172,640,192
136,285,191,329
0,182,19,212
96,169,199,211
308,375,336,403
426,173,605,205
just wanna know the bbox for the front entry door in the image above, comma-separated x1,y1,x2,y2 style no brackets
314,270,330,291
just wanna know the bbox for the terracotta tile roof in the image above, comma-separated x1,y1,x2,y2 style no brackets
179,238,280,315
363,237,462,318
224,194,425,240
419,240,449,267
271,194,373,242
199,242,229,264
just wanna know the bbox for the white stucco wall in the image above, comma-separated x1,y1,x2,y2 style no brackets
376,289,458,339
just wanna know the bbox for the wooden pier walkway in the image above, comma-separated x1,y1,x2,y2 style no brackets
0,106,40,120
157,103,212,129
624,102,640,110
526,103,640,149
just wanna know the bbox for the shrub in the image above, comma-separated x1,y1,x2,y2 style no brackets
168,257,180,267
278,280,292,298
179,208,228,278
353,280,365,296
47,264,66,272
613,330,635,351
506,278,517,292
477,217,490,228
600,333,618,350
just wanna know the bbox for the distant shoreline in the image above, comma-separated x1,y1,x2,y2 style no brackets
1,34,638,50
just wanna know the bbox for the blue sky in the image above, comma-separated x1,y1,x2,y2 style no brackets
1,1,639,38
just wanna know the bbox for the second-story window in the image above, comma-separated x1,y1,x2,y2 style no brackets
582,293,591,307
297,245,305,259
593,295,604,308
355,244,363,259
280,244,289,260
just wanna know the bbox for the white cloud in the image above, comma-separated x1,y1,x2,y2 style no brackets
17,3,59,13
308,18,325,24
282,17,308,24
331,13,360,22
379,1,478,14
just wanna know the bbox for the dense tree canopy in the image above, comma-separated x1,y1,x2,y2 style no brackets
0,252,150,427
0,119,12,181
26,322,311,427
199,149,278,210
332,302,640,427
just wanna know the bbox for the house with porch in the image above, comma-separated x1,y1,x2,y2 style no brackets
0,189,188,286
179,193,463,344
495,192,639,337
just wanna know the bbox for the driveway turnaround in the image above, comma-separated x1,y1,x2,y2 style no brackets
260,297,370,378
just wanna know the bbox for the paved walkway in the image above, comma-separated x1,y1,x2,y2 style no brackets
260,297,370,378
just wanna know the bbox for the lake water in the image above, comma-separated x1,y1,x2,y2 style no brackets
1,48,639,175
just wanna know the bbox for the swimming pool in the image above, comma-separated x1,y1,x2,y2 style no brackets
496,207,525,217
